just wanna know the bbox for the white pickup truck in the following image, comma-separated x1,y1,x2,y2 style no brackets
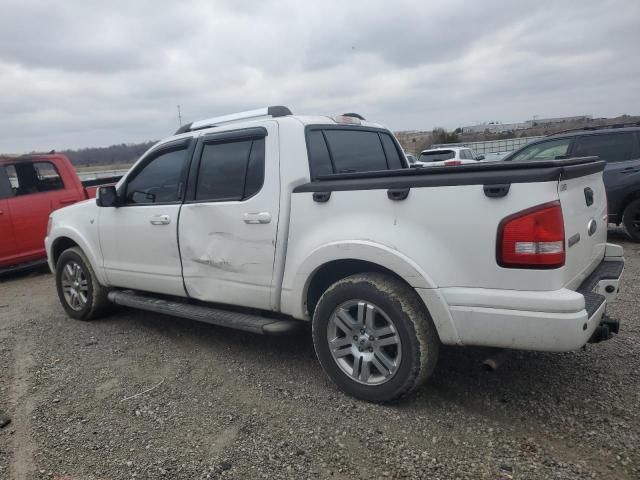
45,106,624,402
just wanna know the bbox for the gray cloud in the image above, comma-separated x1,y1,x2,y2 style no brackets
0,0,638,152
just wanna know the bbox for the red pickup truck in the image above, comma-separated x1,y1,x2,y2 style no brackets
0,154,120,274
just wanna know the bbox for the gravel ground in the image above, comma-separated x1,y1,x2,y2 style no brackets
0,232,638,480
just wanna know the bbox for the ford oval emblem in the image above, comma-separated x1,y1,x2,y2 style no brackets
587,218,597,236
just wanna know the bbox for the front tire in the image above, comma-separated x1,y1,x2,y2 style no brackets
55,247,110,320
312,273,440,402
622,198,640,242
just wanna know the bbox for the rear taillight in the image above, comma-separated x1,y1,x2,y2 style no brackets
444,160,462,166
497,201,565,269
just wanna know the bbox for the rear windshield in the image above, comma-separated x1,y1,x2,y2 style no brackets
418,150,455,162
306,127,405,179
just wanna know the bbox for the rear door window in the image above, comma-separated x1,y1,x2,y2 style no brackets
572,133,638,162
33,162,64,191
195,138,265,202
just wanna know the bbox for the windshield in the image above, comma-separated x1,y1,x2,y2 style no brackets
418,150,455,162
509,138,572,162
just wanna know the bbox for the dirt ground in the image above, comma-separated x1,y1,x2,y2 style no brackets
1,232,638,480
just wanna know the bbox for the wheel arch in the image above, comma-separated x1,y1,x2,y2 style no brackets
305,259,409,320
48,230,108,286
50,237,80,266
281,240,438,320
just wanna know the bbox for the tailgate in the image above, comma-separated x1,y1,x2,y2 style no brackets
558,164,608,289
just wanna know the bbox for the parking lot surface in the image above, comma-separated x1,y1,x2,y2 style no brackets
1,233,639,480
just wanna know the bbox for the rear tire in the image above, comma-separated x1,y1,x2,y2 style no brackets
55,247,110,320
312,273,439,403
622,198,640,242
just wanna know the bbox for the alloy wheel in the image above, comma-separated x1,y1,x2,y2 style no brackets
327,300,402,385
61,261,89,311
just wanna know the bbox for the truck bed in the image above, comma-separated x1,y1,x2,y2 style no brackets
283,156,607,320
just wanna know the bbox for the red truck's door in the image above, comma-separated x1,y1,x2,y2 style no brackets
4,161,66,262
0,167,18,267
0,198,17,267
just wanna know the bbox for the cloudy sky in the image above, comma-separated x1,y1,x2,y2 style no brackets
1,0,638,152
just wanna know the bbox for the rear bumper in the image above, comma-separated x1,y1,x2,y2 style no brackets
436,245,624,352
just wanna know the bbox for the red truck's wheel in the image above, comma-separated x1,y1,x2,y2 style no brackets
312,273,439,403
55,247,110,321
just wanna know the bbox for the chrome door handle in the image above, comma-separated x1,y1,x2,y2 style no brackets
243,212,272,224
150,214,171,225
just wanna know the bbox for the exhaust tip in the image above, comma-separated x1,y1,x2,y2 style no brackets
481,349,511,372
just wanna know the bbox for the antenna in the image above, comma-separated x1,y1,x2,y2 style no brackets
177,105,182,127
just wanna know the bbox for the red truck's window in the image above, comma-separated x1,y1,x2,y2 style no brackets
3,162,64,196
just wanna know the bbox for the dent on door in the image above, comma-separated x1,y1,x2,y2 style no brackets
179,211,276,307
187,231,270,273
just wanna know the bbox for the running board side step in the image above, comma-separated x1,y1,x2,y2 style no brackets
107,290,302,335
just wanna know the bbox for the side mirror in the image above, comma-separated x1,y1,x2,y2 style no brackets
96,185,118,207
476,155,485,161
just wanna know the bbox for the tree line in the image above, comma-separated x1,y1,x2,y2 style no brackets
59,141,157,167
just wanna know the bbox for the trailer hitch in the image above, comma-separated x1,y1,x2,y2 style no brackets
589,315,619,343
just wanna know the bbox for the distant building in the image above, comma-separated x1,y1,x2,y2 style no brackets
528,115,592,125
462,115,592,133
462,121,530,134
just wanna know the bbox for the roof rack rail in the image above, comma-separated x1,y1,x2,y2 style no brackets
174,106,292,135
547,121,640,136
